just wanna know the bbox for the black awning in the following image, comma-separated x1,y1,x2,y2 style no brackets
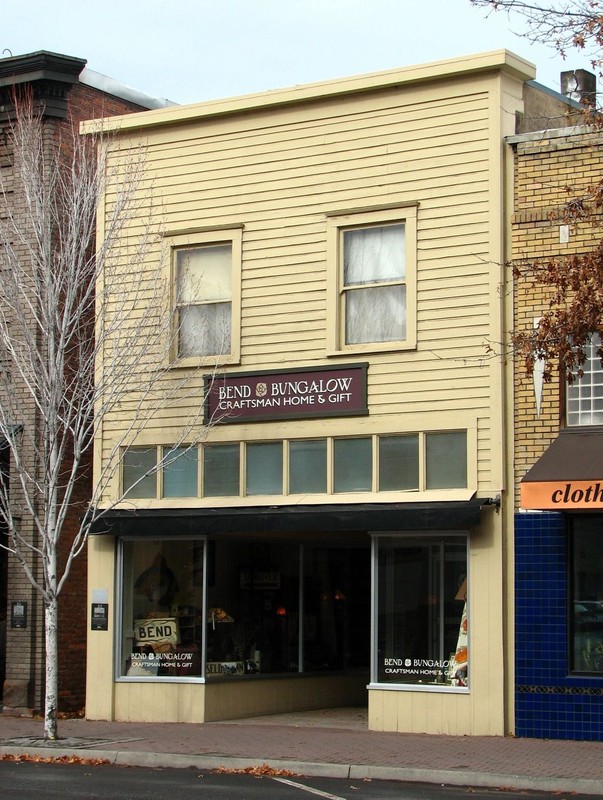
521,428,603,510
91,497,489,537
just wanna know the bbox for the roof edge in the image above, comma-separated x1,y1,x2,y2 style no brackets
507,123,599,145
82,49,536,134
0,49,86,89
80,68,178,110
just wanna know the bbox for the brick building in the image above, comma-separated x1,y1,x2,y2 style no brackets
508,122,603,739
0,50,174,716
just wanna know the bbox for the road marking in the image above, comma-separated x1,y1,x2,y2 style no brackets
272,777,347,800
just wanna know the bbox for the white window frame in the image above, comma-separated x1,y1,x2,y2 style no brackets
326,204,417,355
566,333,603,427
166,225,242,366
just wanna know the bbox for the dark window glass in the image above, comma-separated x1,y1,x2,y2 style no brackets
376,536,468,687
571,516,603,673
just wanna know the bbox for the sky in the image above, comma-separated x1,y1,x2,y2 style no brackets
2,0,590,107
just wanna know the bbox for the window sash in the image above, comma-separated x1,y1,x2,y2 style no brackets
343,224,405,286
326,206,416,353
374,535,468,687
122,447,157,498
289,439,328,494
178,302,232,358
425,432,468,490
345,284,406,344
333,437,372,492
163,447,198,498
342,223,406,346
571,516,603,674
176,245,232,303
246,442,283,495
173,240,236,360
122,430,468,501
567,334,603,426
379,435,419,491
203,444,240,497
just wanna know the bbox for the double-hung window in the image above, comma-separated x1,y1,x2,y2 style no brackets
169,226,242,364
327,205,417,353
566,333,603,426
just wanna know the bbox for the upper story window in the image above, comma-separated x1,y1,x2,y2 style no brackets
326,204,417,354
176,244,232,358
566,333,603,426
168,226,242,365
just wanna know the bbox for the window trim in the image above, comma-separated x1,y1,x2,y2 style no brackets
120,426,474,503
115,535,207,683
326,205,417,355
370,531,470,693
167,226,242,367
565,332,603,427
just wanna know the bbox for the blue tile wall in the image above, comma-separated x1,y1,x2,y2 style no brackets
515,512,603,740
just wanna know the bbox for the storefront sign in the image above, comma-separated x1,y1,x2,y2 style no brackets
239,568,281,590
382,656,453,683
134,617,179,646
521,480,603,510
204,363,368,424
206,660,245,676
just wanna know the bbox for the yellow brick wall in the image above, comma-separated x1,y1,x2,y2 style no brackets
511,129,603,508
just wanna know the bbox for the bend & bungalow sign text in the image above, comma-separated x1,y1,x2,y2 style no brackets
204,363,368,424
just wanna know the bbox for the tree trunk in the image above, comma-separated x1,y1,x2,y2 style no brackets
44,598,58,740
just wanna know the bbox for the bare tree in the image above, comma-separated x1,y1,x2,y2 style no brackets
471,0,603,380
0,97,209,740
470,0,603,75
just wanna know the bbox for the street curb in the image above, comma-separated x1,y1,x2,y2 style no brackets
1,746,602,796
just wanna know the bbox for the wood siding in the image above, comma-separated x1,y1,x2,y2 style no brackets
97,68,523,503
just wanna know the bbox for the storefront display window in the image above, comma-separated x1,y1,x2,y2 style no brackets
205,538,369,677
571,515,603,674
119,539,204,678
374,535,468,687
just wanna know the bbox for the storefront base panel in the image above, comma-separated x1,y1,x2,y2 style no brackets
515,689,603,741
515,511,603,741
204,674,368,722
368,688,501,736
113,681,205,723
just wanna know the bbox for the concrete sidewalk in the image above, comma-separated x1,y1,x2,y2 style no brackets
0,708,602,796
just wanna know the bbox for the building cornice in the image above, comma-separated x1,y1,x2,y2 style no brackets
82,49,537,135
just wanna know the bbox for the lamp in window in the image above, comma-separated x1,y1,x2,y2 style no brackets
207,607,234,630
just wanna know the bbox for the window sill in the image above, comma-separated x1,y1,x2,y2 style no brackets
326,341,417,358
168,354,241,370
368,682,470,694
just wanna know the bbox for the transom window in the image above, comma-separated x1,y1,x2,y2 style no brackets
121,431,467,500
566,333,603,426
